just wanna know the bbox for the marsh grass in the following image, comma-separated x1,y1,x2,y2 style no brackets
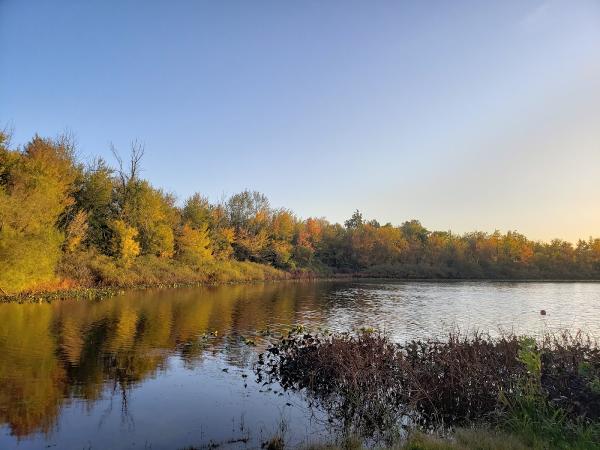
303,428,537,450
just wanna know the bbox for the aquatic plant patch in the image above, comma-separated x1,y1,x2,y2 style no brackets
255,330,600,444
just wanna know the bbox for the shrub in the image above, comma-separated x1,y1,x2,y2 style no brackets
257,331,600,446
0,228,63,293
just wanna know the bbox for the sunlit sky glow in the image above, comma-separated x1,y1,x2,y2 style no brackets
1,0,599,242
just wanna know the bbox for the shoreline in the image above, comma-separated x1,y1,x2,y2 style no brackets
0,276,300,304
3,273,600,303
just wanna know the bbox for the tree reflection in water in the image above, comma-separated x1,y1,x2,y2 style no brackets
0,282,332,438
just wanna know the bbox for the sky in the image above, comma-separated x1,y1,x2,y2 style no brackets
1,0,599,243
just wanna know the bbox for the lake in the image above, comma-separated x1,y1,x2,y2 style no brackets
1,280,599,449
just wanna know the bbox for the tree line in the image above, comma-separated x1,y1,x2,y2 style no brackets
1,132,599,294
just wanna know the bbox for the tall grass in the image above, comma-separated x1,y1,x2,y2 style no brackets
54,249,288,291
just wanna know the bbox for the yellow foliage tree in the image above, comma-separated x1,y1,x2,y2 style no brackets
119,180,177,257
110,219,140,265
0,135,79,293
211,226,235,260
64,210,89,253
152,223,175,258
175,223,212,265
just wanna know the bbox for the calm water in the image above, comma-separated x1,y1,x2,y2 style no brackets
1,280,599,449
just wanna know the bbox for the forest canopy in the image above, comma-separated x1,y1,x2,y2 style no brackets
1,131,600,294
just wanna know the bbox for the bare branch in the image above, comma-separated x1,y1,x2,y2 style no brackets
129,140,145,181
110,143,127,187
56,129,78,160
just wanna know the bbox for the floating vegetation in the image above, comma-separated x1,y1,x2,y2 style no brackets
0,287,123,304
358,326,375,334
242,337,256,346
289,324,306,334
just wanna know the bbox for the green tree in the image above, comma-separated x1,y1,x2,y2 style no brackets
74,158,114,252
227,191,271,261
182,193,211,229
344,210,364,229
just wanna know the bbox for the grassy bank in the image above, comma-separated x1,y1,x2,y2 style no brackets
59,249,292,287
257,330,600,449
300,428,561,450
0,250,303,302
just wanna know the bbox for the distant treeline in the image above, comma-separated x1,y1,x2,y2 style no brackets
1,132,599,294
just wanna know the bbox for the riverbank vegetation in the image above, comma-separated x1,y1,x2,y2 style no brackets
2,130,600,295
301,429,564,450
257,330,600,449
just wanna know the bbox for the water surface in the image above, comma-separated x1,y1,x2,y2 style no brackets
1,280,599,449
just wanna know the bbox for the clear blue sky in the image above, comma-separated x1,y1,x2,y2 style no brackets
1,0,599,242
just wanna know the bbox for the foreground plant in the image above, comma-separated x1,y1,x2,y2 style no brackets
256,330,600,447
